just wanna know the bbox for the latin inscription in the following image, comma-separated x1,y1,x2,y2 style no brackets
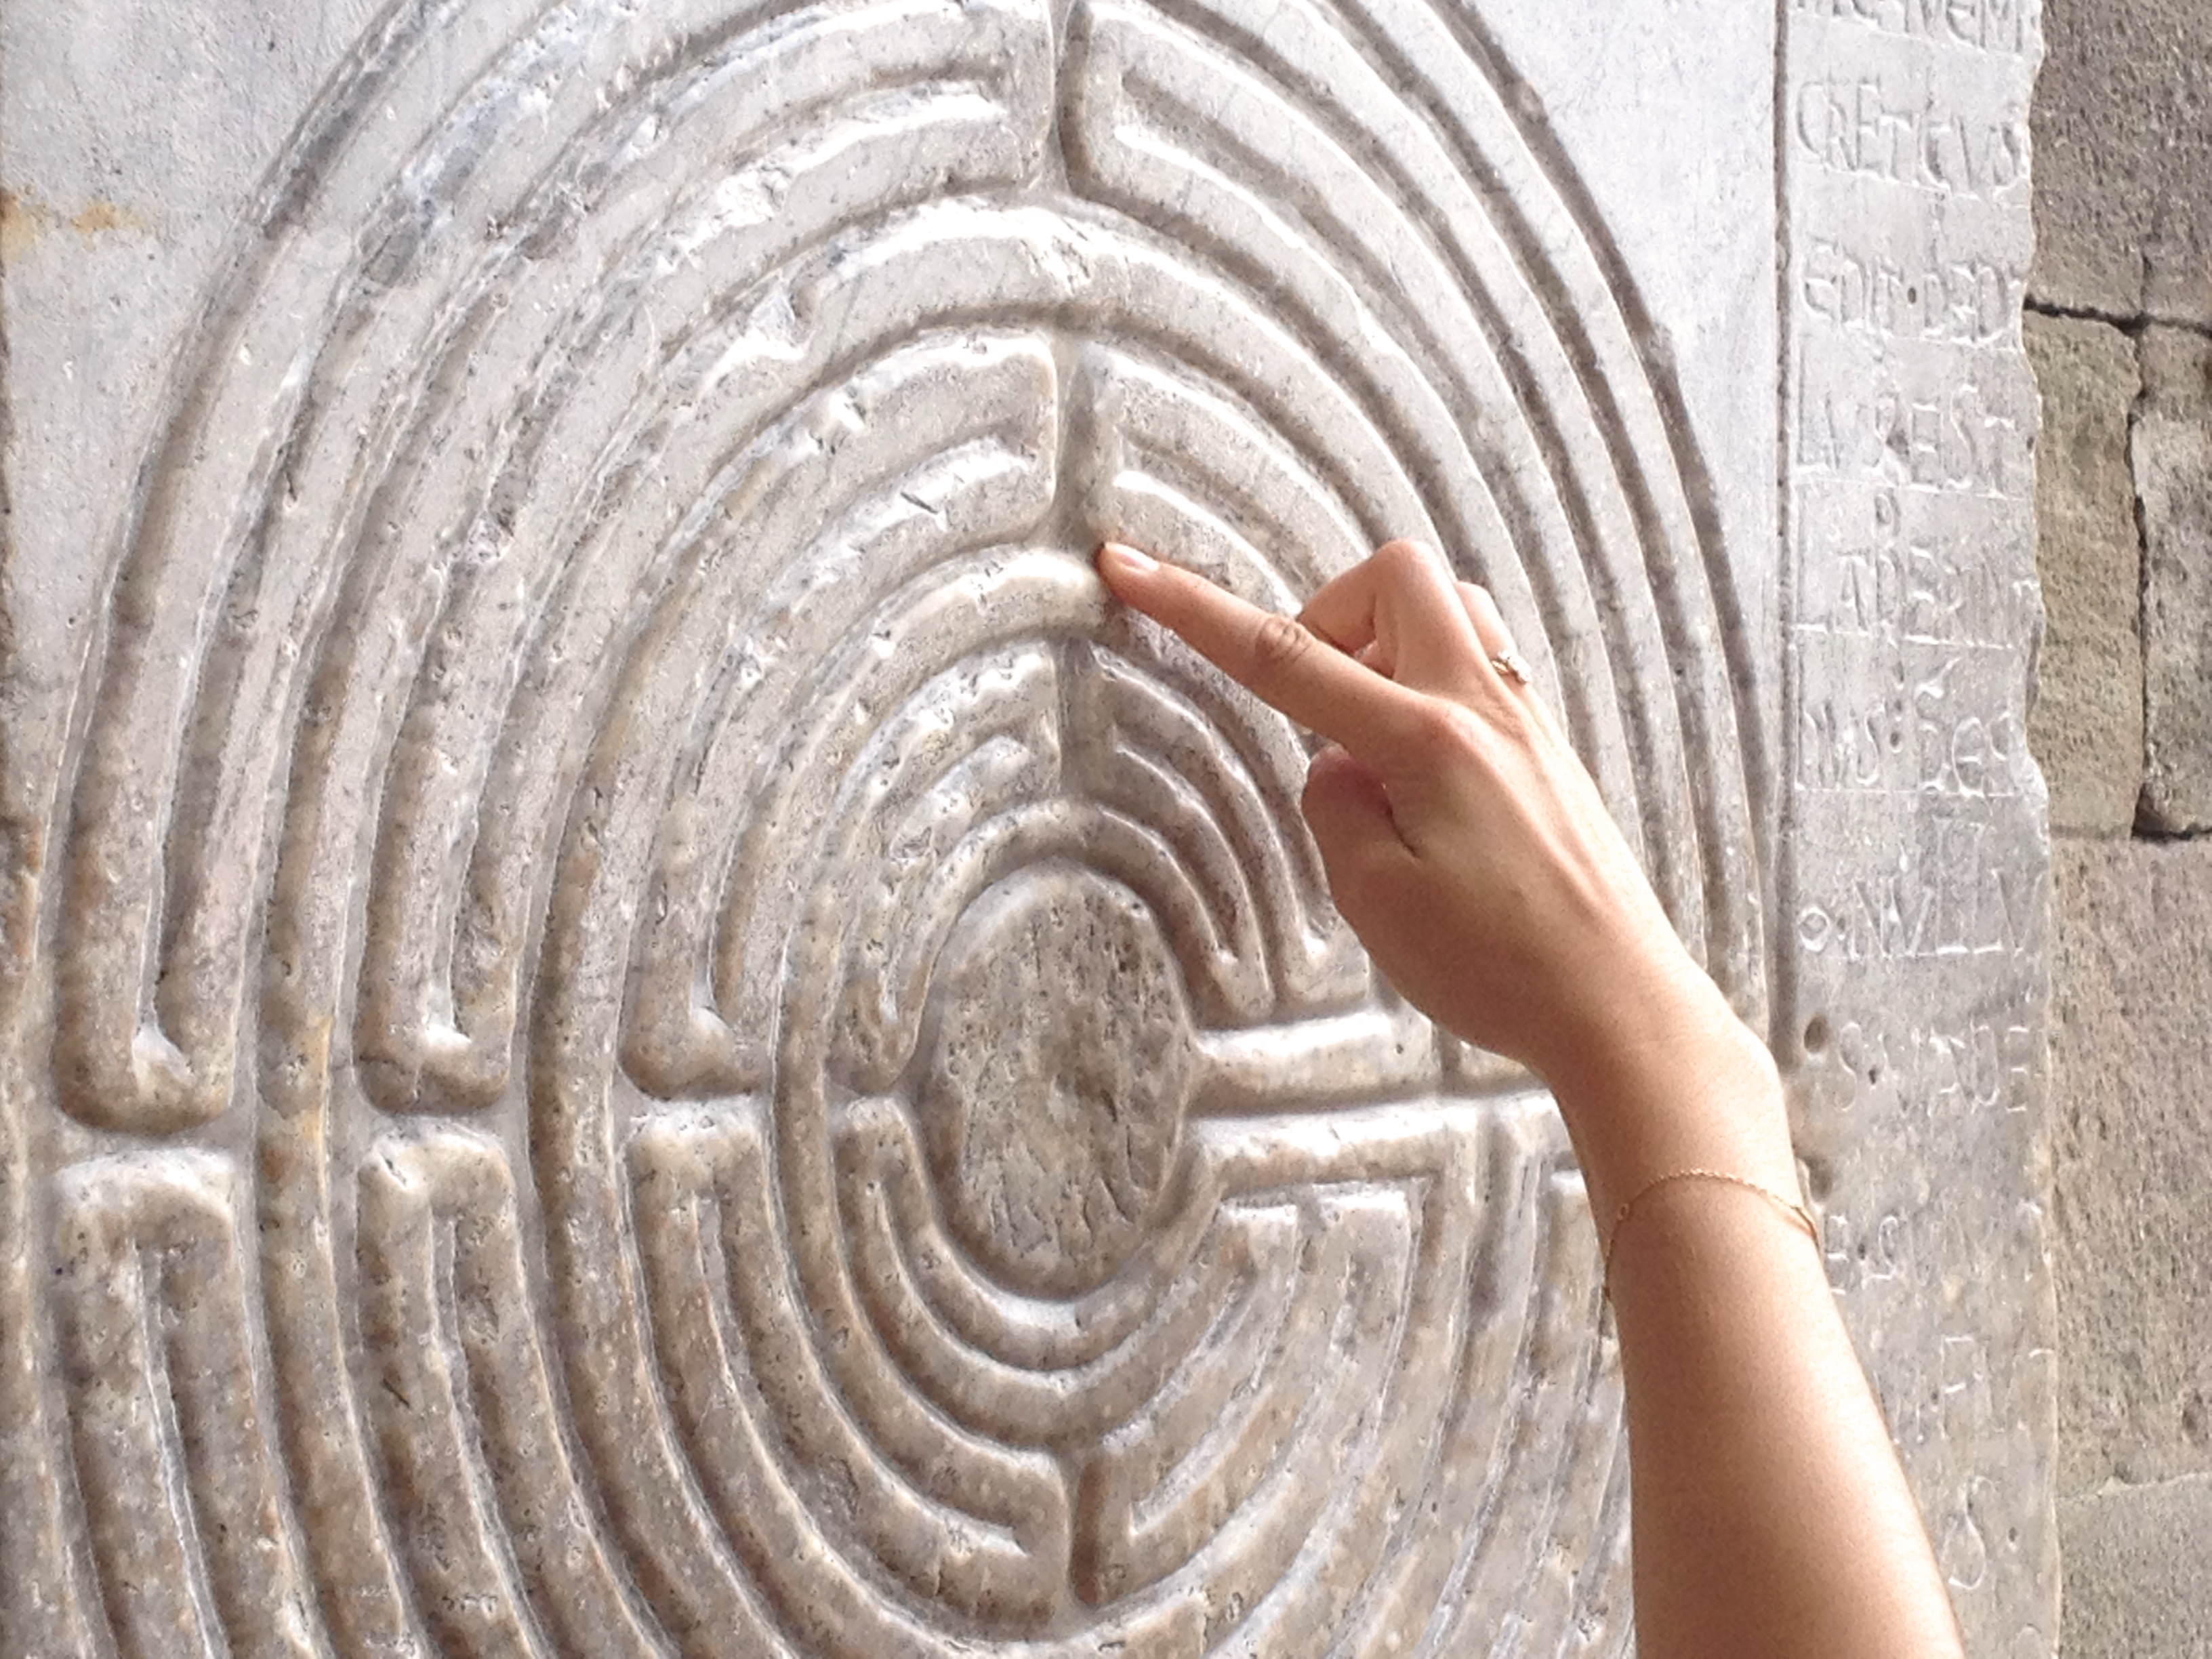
1798,499,2036,649
1795,77,2028,197
1801,236,2025,346
1809,1012,2037,1134
1795,334,2028,495
1784,5,2049,1647
1794,813,2040,961
1799,672,2030,798
1793,0,2030,55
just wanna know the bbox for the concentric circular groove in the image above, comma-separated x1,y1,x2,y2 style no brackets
41,0,1757,1652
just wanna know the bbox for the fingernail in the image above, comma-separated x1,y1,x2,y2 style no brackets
1097,541,1158,577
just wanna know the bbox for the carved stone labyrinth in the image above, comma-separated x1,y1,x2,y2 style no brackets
0,0,2052,1654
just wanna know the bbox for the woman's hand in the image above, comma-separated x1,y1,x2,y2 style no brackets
1099,536,1683,1088
1093,537,1794,1217
1094,536,1966,1659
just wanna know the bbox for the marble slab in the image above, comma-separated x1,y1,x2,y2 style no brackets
0,0,2053,1651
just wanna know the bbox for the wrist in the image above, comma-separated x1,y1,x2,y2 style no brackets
1534,955,1798,1225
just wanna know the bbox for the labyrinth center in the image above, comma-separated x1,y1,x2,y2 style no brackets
45,0,1764,1653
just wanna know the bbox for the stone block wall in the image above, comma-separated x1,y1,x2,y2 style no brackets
2029,0,2212,1650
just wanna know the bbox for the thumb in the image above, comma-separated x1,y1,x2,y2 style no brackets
1300,745,1411,918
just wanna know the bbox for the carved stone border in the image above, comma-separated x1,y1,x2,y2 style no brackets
1780,3,2056,1651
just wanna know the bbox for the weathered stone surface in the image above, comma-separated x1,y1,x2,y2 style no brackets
1,0,2053,1652
2058,1473,2212,1658
2032,0,2212,325
1784,5,2057,1648
2050,836,2212,1492
2136,324,2212,833
2026,314,2145,835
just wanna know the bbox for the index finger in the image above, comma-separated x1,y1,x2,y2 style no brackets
1095,543,1435,770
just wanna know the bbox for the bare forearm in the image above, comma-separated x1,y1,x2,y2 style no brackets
1553,1000,1964,1659
1095,540,1963,1656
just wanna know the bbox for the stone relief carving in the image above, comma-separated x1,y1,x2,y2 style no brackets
0,0,2051,1653
1780,7,2053,1652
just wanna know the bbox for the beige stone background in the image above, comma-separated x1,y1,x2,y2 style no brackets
2030,0,2212,1650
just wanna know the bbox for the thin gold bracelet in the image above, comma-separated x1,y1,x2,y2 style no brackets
1600,1168,1821,1298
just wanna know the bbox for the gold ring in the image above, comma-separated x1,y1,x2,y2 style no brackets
1490,649,1532,686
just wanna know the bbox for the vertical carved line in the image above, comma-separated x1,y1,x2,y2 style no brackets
0,85,87,1631
0,1067,90,1656
52,1153,319,1659
358,1128,668,1659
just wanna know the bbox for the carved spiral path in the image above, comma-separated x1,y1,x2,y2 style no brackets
35,0,1764,1652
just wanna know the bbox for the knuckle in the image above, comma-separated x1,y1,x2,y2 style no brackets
1248,611,1315,678
1410,698,1477,755
1487,699,1536,750
1473,675,1537,738
1459,581,1507,636
1294,601,1346,653
1374,538,1434,579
